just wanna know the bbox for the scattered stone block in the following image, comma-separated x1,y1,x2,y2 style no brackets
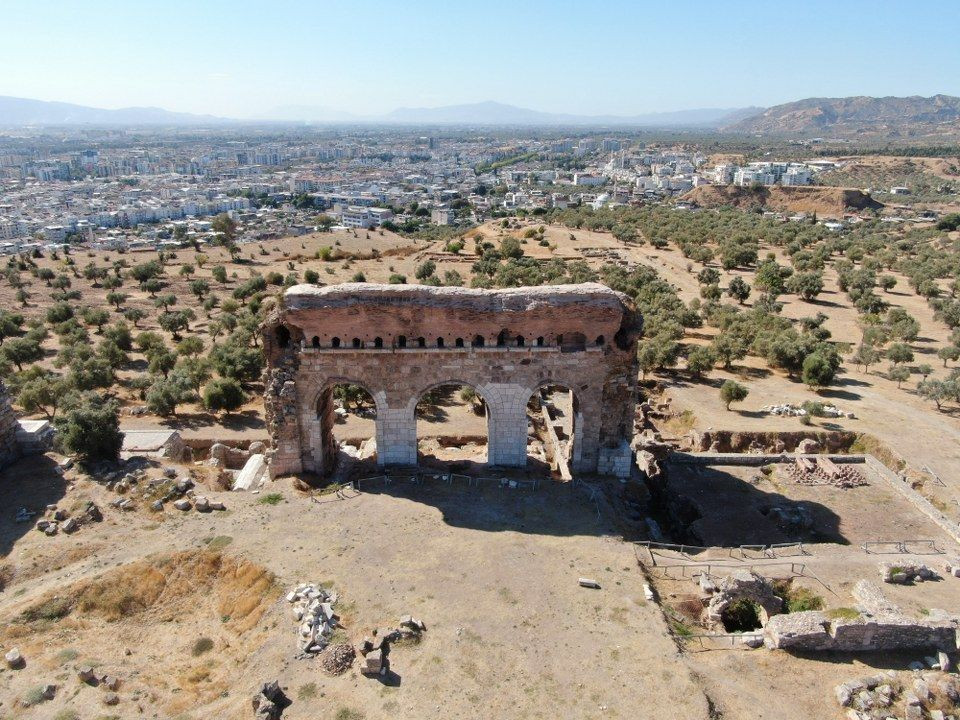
103,692,119,706
5,647,23,669
578,577,601,589
173,499,191,511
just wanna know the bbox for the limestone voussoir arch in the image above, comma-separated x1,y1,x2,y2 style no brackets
405,379,494,414
304,377,387,417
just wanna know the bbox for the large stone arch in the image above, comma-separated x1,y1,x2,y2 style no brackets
262,283,641,479
408,379,492,465
300,377,386,474
524,381,587,471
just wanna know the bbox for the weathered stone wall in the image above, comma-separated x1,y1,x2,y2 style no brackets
0,382,21,470
764,610,958,652
262,283,641,479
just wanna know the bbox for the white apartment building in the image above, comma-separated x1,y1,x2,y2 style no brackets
339,205,394,229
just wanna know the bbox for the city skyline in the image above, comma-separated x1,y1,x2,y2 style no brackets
2,0,959,119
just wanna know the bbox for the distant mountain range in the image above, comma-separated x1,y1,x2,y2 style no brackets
374,100,756,127
3,94,960,135
0,94,752,127
723,94,960,136
0,95,226,125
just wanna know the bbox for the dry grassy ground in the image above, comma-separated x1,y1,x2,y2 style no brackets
0,455,709,720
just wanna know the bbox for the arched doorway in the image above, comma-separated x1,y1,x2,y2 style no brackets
315,382,378,476
415,383,488,469
526,383,581,479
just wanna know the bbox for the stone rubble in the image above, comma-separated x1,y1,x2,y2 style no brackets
882,563,939,584
286,583,339,654
763,403,854,418
835,668,960,720
4,647,23,668
33,501,104,538
358,616,427,677
251,680,290,719
319,643,356,675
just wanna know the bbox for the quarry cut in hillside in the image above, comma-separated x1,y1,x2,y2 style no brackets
683,185,883,217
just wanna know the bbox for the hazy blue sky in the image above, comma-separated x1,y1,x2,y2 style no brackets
2,0,958,118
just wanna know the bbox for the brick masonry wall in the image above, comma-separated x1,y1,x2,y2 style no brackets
263,284,640,479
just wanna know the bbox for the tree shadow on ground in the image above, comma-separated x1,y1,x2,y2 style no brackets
157,409,264,432
0,454,65,557
651,462,846,547
817,388,862,402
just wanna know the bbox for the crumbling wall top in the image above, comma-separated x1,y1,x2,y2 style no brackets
283,282,631,314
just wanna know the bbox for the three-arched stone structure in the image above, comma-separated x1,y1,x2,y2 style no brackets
262,283,641,478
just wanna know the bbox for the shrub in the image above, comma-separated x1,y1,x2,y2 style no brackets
258,493,283,505
191,636,214,656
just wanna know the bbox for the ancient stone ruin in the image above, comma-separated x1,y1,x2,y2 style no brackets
262,283,641,478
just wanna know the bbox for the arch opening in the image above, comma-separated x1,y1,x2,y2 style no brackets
331,336,341,348
373,336,383,349
472,335,485,348
352,337,362,349
437,337,445,348
415,382,488,470
276,325,291,348
311,336,320,348
397,335,407,349
525,383,580,480
315,382,378,476
455,337,464,348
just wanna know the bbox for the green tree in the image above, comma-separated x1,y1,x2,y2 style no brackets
918,379,951,410
727,276,751,304
801,352,837,389
720,379,749,411
937,345,960,367
146,370,195,416
54,393,122,468
211,265,228,284
211,213,238,245
686,346,715,377
82,307,111,333
851,344,880,372
886,343,914,366
2,337,42,370
415,260,437,280
18,375,75,420
202,377,246,416
123,307,147,328
786,271,824,301
888,365,911,388
189,279,210,299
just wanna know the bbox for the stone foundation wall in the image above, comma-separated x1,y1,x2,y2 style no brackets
764,610,958,653
263,283,640,479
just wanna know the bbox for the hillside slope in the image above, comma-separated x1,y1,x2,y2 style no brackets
725,95,960,137
683,185,883,217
